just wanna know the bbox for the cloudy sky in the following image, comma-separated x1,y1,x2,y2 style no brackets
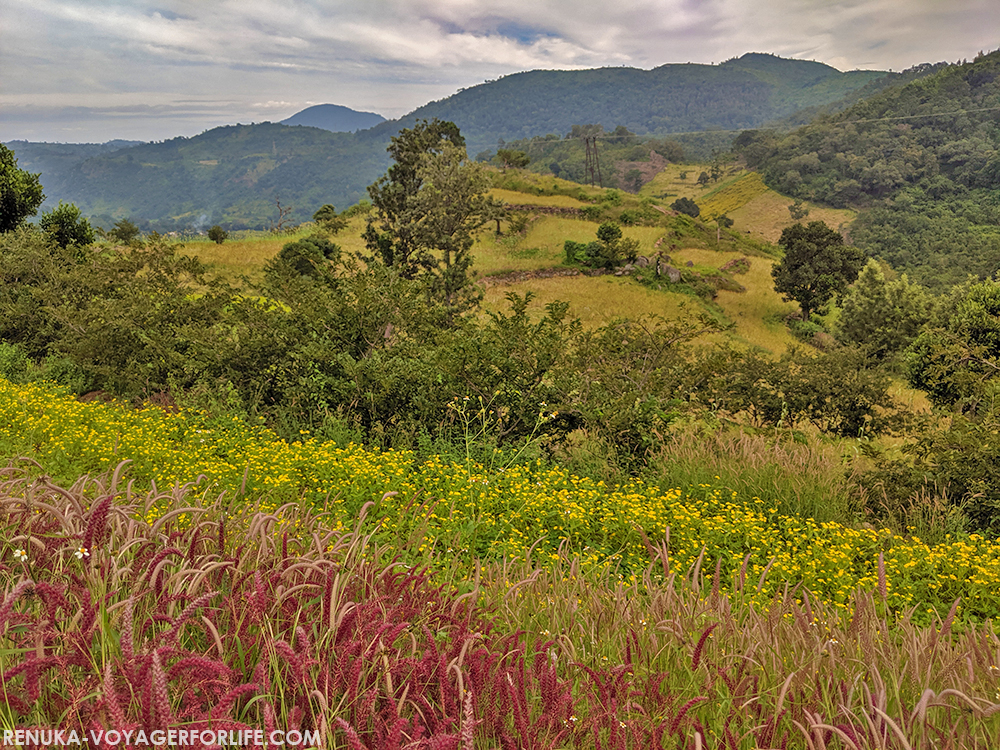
2,0,997,143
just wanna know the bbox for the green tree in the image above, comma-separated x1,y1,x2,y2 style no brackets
906,280,1000,410
364,120,500,315
39,202,95,249
671,196,700,217
107,218,142,245
363,119,466,278
772,221,864,321
836,260,931,360
264,235,341,282
312,204,347,235
0,144,45,233
207,225,228,244
494,149,530,171
788,199,810,220
715,213,734,244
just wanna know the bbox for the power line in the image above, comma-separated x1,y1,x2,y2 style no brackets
491,103,1000,154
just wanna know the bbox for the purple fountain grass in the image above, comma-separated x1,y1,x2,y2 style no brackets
3,461,1000,748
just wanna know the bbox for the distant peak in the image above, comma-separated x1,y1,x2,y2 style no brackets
281,104,386,133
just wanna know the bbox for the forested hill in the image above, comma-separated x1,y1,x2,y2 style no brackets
736,49,1000,289
5,53,919,231
19,124,390,231
366,53,890,157
280,104,386,132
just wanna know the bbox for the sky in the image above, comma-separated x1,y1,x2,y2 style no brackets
2,0,998,144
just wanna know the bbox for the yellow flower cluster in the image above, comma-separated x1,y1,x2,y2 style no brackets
2,377,999,622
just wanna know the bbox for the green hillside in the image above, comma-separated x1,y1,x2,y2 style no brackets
376,53,889,157
6,53,902,230
738,50,1000,289
31,123,389,230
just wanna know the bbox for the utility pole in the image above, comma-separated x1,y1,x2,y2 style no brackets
584,136,603,188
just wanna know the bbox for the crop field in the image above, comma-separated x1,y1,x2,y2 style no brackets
663,246,798,353
696,173,771,220
481,274,696,328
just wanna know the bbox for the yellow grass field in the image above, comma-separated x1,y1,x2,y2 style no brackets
174,165,848,358
640,163,731,202
472,217,664,276
729,188,856,244
664,246,799,353
489,188,588,208
481,274,697,328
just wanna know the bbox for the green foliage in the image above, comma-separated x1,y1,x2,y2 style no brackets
264,234,342,281
906,279,1000,410
107,218,142,245
558,315,722,463
906,404,1000,533
741,51,1000,289
670,196,700,217
404,53,885,158
788,199,809,220
563,221,639,270
364,119,499,315
836,260,933,360
0,143,45,232
207,225,228,244
494,148,530,171
0,227,229,396
699,346,906,437
0,342,29,383
772,221,864,321
312,204,348,235
38,201,95,248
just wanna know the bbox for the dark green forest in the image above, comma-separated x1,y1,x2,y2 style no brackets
383,53,892,157
737,49,1000,290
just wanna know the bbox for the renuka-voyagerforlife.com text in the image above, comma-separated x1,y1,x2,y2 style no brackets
3,728,322,747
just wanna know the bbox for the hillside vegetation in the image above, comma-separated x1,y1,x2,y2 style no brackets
6,99,1000,747
738,49,1000,289
4,52,919,231
384,53,891,157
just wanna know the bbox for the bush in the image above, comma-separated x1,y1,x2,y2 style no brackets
39,202,95,248
671,196,700,217
0,342,28,383
208,225,228,244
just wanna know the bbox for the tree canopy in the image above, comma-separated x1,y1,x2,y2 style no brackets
772,221,864,321
0,144,45,233
363,119,502,316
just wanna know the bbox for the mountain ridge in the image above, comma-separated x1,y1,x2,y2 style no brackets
5,52,947,230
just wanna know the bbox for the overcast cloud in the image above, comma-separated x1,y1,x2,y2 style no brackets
2,0,997,143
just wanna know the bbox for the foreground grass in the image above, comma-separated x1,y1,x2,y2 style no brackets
3,377,1000,626
1,464,999,748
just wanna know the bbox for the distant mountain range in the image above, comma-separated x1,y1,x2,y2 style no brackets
280,104,385,132
5,53,945,230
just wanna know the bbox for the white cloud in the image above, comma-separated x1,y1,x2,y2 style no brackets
2,0,997,141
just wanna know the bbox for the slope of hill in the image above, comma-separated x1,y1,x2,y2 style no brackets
369,53,889,156
737,49,1000,289
280,103,385,132
5,139,145,174
33,123,389,230
8,53,906,230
